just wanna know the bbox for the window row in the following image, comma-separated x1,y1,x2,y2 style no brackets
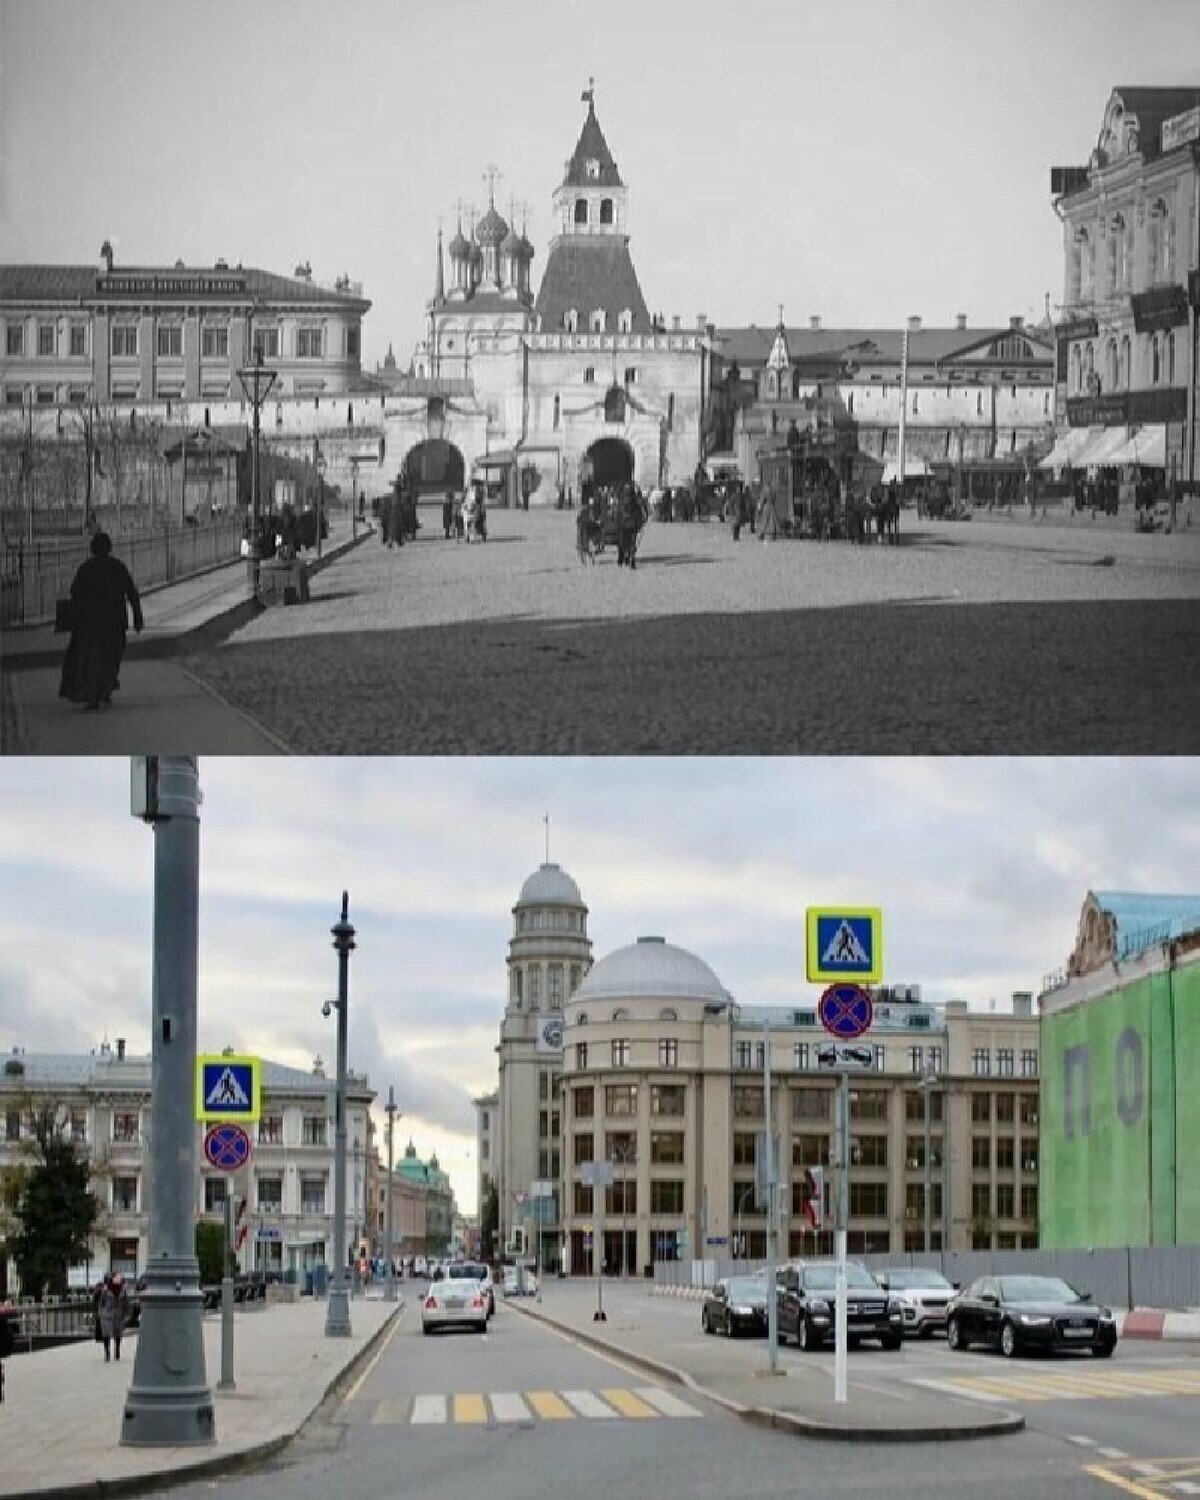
572,1179,684,1214
1071,202,1177,301
572,1130,684,1165
1070,334,1176,395
561,308,635,335
972,1182,1039,1221
971,1047,1037,1077
5,323,89,358
971,1136,1039,1172
510,962,583,1008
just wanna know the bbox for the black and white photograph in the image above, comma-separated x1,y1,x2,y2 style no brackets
2,0,1198,753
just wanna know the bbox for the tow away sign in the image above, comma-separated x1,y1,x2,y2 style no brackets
195,1055,261,1123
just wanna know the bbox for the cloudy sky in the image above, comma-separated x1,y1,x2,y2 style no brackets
1,757,1197,1212
3,0,1194,369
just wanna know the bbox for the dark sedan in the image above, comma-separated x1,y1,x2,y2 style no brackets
946,1275,1118,1359
777,1260,903,1350
702,1277,769,1337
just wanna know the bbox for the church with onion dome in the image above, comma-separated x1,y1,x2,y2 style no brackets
407,85,708,503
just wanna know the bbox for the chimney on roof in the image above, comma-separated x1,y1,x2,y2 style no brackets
116,1038,126,1061
907,315,922,332
100,239,113,273
1011,991,1033,1017
810,316,821,330
294,261,312,281
956,313,967,331
215,257,228,270
1010,315,1024,330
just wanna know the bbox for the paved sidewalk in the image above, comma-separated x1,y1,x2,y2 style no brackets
0,1295,400,1499
2,517,372,753
507,1280,1022,1441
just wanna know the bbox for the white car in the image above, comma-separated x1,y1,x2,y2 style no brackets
875,1267,957,1337
446,1260,495,1317
502,1266,538,1298
421,1277,488,1335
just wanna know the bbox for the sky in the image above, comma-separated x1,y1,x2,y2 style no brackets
2,0,1196,373
0,756,1198,1215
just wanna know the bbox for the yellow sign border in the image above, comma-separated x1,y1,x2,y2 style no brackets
805,907,883,983
195,1053,262,1123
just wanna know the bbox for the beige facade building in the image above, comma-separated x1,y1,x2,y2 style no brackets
0,1042,374,1295
558,937,1040,1276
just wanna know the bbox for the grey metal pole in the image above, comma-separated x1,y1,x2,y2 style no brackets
924,1071,932,1256
384,1086,398,1303
122,757,214,1447
218,1194,234,1391
325,892,355,1338
764,1018,778,1374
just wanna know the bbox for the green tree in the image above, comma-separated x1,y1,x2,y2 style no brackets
195,1221,225,1286
11,1106,98,1301
480,1178,499,1263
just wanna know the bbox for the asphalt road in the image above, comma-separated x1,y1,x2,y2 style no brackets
136,1291,1200,1500
174,512,1200,753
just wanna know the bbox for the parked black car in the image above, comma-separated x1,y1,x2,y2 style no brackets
776,1260,903,1351
702,1277,769,1338
946,1275,1118,1359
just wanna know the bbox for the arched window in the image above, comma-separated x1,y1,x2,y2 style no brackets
618,308,632,333
1162,210,1175,279
583,366,595,383
576,1012,589,1025
1147,208,1162,285
1107,224,1119,293
765,371,777,399
1119,335,1131,388
1151,335,1161,385
590,310,606,333
1105,339,1118,392
553,394,560,429
564,308,578,333
659,1008,678,1021
600,198,614,225
574,198,588,225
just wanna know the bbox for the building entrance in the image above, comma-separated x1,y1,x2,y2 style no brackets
402,439,466,498
583,438,634,489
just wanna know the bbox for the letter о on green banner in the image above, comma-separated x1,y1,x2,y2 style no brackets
806,908,883,984
195,1054,261,1123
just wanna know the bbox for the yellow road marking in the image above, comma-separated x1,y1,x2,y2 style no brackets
345,1313,403,1404
601,1387,660,1419
453,1393,488,1424
526,1390,573,1420
1084,1465,1169,1499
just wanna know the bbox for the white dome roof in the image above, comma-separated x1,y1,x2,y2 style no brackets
573,936,729,1005
516,862,583,908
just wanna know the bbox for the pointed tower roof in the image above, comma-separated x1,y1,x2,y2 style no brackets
562,85,622,189
766,307,791,371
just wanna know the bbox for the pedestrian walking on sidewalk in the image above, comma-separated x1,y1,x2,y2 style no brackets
58,531,144,711
97,1272,129,1362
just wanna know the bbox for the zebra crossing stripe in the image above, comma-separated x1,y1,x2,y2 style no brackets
635,1386,702,1418
453,1393,488,1425
369,1398,409,1426
411,1394,447,1424
562,1390,618,1419
526,1390,573,1420
490,1392,533,1423
601,1387,659,1419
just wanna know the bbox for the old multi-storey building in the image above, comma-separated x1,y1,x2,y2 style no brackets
0,244,370,407
0,1041,374,1295
1047,85,1200,488
557,936,1040,1276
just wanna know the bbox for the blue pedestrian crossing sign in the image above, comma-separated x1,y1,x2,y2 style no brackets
195,1054,261,1123
806,908,883,983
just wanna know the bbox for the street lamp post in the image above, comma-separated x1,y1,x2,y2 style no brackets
325,892,355,1338
384,1086,399,1302
313,438,326,560
920,1061,939,1254
236,344,278,596
121,757,214,1447
612,1140,637,1276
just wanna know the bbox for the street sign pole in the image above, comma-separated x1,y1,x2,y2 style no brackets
764,1017,779,1376
219,1194,235,1392
835,1072,850,1405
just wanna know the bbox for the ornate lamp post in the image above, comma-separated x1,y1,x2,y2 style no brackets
384,1086,399,1302
236,344,278,595
324,893,355,1338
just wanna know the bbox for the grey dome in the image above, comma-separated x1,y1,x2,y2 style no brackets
516,862,583,908
573,936,729,1005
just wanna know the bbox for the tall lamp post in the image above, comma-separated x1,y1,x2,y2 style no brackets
735,1182,756,1260
324,892,355,1338
920,1060,940,1254
236,344,278,595
384,1086,399,1302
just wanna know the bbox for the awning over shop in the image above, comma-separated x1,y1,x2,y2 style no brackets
881,457,929,483
1038,427,1095,470
1074,426,1134,468
1105,425,1167,468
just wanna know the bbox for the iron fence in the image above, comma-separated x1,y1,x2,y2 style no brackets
1,517,244,628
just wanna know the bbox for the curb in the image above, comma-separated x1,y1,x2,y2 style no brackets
507,1300,1023,1443
1,1302,403,1500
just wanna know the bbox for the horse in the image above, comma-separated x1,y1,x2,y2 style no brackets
576,503,600,564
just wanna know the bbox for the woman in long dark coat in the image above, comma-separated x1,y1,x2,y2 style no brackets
59,531,144,710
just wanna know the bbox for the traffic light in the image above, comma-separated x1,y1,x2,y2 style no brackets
804,1166,825,1230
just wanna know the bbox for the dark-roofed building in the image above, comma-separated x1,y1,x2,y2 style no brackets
0,247,371,408
411,87,705,502
1047,85,1200,494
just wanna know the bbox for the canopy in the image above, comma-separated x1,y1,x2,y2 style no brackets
881,457,929,483
1073,425,1133,469
1038,427,1095,471
1104,425,1166,469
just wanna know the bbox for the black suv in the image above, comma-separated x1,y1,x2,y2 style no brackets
777,1260,903,1350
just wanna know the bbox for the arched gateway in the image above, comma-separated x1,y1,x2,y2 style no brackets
583,437,634,489
402,439,466,498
